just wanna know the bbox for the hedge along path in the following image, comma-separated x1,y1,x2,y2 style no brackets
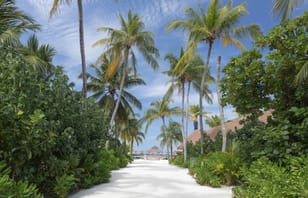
69,159,232,198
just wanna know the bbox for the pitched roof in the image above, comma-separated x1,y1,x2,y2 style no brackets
147,145,162,153
177,110,273,150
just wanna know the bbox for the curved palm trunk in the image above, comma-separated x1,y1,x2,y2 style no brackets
77,0,87,109
185,81,191,157
199,41,213,155
162,116,169,160
181,82,187,161
216,56,227,152
110,47,129,128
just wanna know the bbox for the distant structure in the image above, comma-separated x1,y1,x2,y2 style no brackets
146,146,164,160
177,110,273,151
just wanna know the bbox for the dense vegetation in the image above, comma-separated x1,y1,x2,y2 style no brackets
1,0,307,197
172,12,308,197
0,0,137,197
0,45,132,197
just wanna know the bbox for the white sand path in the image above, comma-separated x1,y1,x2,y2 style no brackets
69,159,232,198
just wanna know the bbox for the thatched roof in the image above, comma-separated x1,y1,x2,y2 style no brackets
147,146,162,153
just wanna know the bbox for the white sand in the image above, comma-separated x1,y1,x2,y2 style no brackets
69,159,232,198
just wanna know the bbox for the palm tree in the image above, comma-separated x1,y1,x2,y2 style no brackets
86,56,145,148
121,117,145,155
50,0,87,105
164,47,188,161
93,10,159,129
272,0,306,22
205,115,221,128
0,0,39,45
215,56,227,151
86,56,144,117
164,48,212,161
167,0,262,154
189,104,210,130
142,98,181,159
157,119,182,159
19,34,56,75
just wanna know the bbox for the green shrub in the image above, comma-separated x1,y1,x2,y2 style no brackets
53,174,76,198
117,153,129,168
77,150,111,189
0,161,43,198
171,154,190,168
233,156,308,198
235,107,308,164
100,149,120,170
189,152,239,187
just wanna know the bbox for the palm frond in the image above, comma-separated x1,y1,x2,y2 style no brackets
294,60,308,85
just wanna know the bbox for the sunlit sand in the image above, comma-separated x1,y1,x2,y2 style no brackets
69,159,232,198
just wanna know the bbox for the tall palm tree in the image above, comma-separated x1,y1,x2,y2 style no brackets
93,10,159,129
86,55,145,149
0,0,39,45
272,0,306,22
215,56,227,151
164,48,212,161
167,0,262,154
164,47,188,161
50,0,87,105
142,99,181,159
157,119,182,159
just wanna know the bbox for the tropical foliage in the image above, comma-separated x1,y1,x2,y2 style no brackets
221,13,308,197
164,47,212,161
2,0,308,197
142,99,181,159
93,10,159,128
167,0,262,154
0,1,139,197
0,0,39,44
157,119,182,159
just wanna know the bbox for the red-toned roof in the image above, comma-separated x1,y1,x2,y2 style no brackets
177,110,273,150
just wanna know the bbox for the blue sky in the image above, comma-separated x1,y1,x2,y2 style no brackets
16,0,308,152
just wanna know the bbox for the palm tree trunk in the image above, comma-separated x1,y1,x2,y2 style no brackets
170,142,173,160
130,139,134,156
162,116,169,160
181,82,187,161
77,0,87,109
185,81,191,157
216,56,227,152
199,41,213,155
110,47,129,128
115,124,119,152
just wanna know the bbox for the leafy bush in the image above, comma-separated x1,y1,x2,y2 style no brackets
171,154,190,168
54,174,76,198
235,107,308,164
0,45,112,196
0,161,43,198
186,132,236,158
233,156,308,198
77,151,111,189
189,151,239,187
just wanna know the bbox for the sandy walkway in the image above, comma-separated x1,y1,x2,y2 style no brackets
69,159,232,198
